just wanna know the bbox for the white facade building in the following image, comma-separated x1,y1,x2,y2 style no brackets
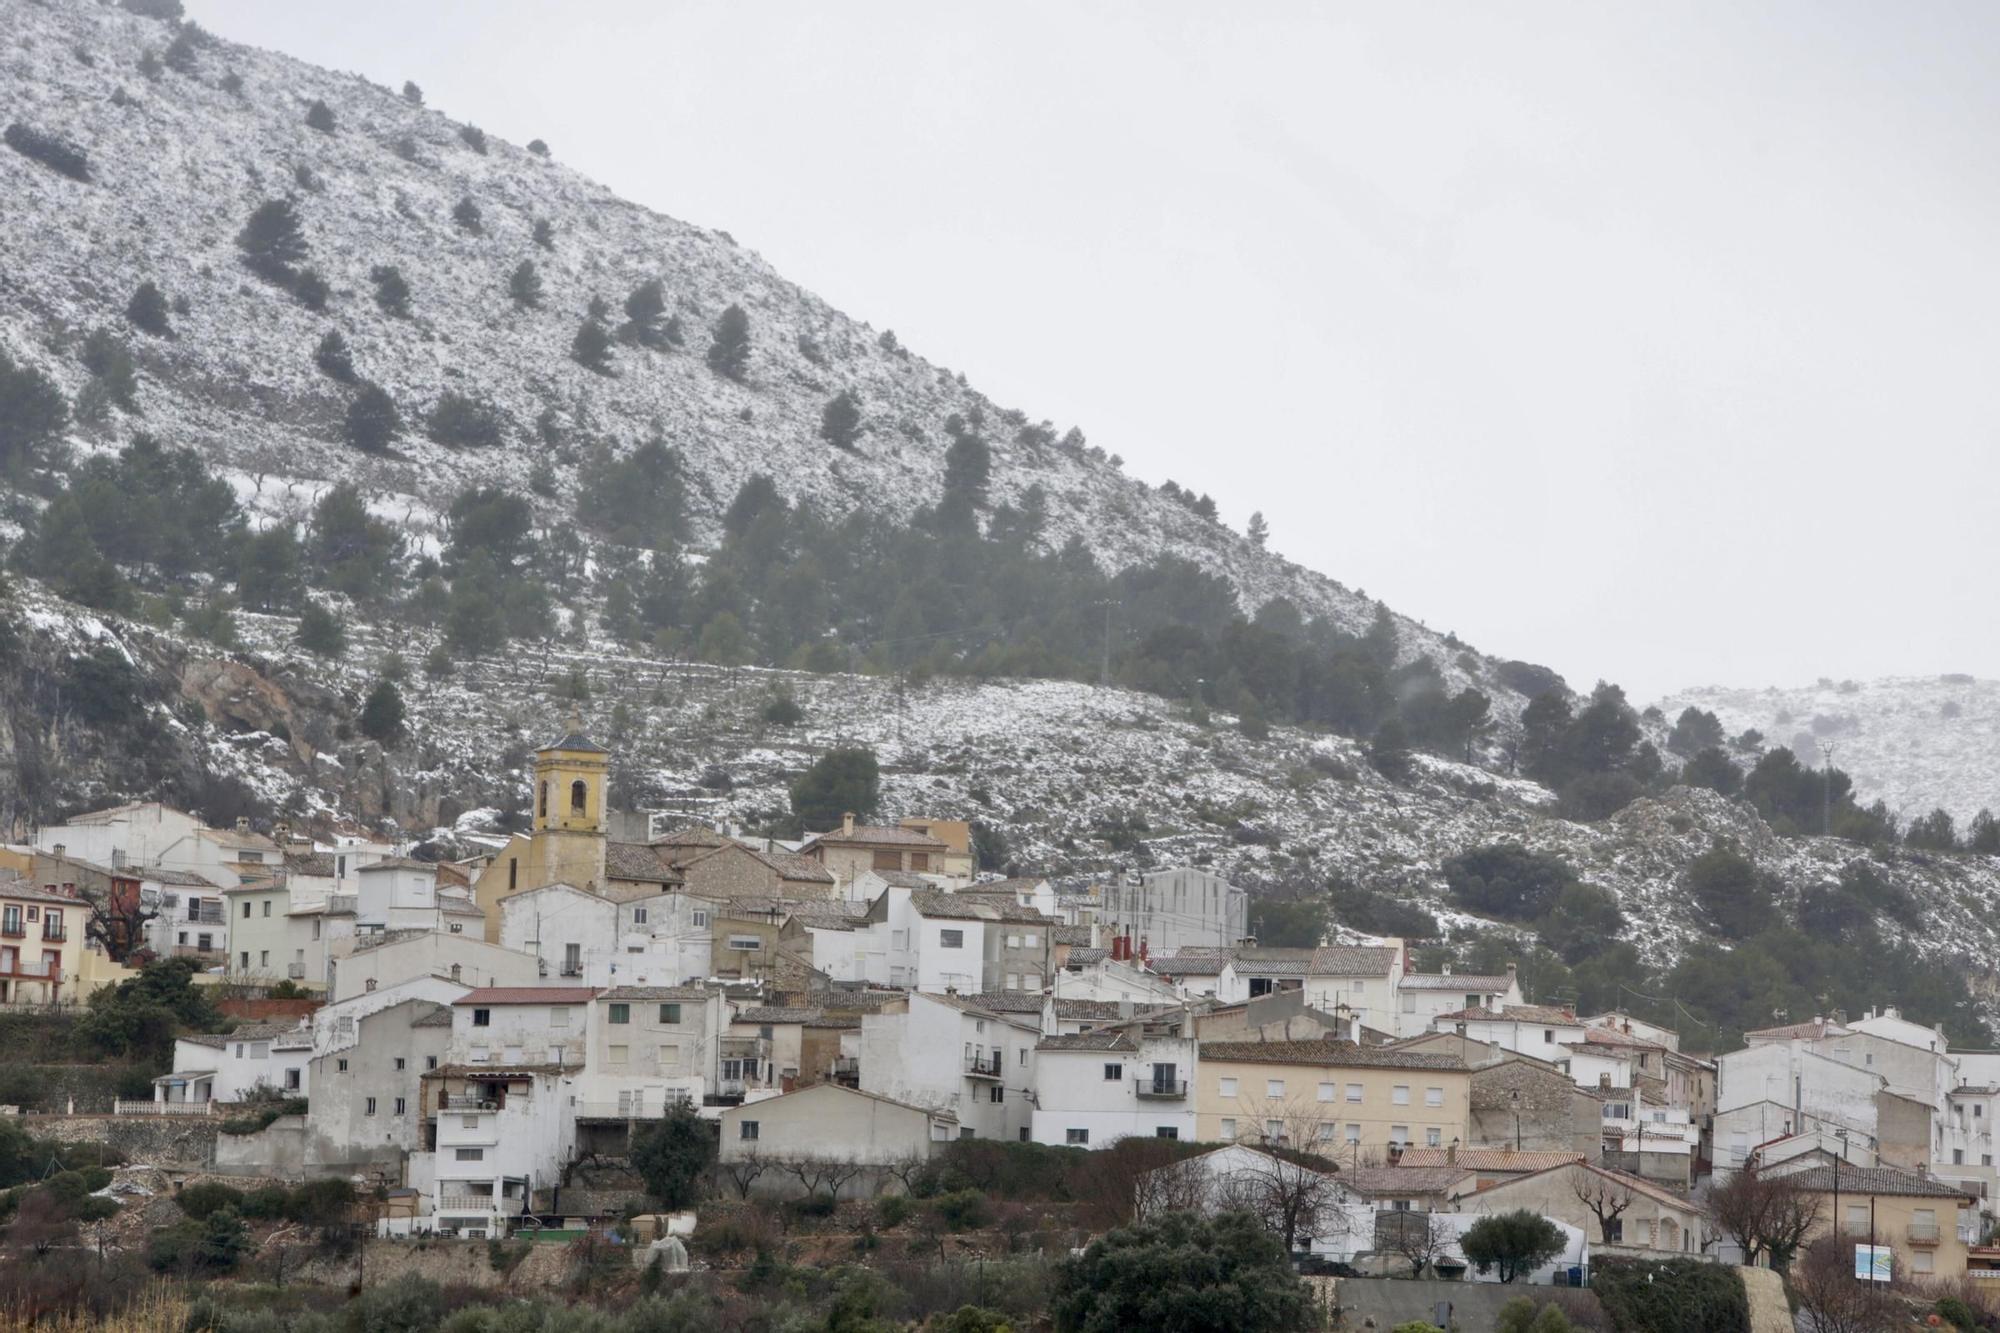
1029,1030,1197,1148
860,991,1038,1140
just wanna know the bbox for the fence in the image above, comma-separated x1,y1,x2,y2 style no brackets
113,1098,216,1116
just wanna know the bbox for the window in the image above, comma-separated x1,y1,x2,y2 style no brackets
1317,1082,1335,1102
394,1097,407,1115
1544,1029,1555,1044
538,782,549,819
242,902,252,919
1345,1124,1361,1144
472,1008,491,1027
1263,1119,1283,1141
872,849,900,871
1401,993,1416,1013
1316,1121,1336,1141
259,950,269,966
1346,1083,1363,1103
739,1121,759,1141
632,907,648,925
609,1004,630,1025
988,1085,1004,1103
726,935,763,952
1390,1125,1408,1145
550,1006,570,1028
239,953,249,970
570,779,587,814
608,1045,628,1066
262,900,272,917
1914,1251,1934,1275
1955,1149,1966,1165
1847,1204,1869,1234
284,1068,301,1090
455,1148,483,1161
659,1044,681,1066
365,1097,377,1116
1066,1128,1090,1145
1426,1127,1442,1147
1157,1127,1179,1140
1424,1086,1443,1108
693,910,709,927
1392,1085,1410,1106
462,1115,479,1129
659,1003,682,1024
1104,1063,1124,1082
425,1056,437,1070
1219,1118,1237,1140
1266,1079,1285,1099
1219,1077,1238,1098
939,929,965,949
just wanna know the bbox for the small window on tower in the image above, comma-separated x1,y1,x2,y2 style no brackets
570,779,587,814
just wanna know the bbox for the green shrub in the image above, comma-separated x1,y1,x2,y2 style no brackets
1592,1257,1746,1333
931,1189,990,1231
876,1194,912,1229
175,1181,245,1219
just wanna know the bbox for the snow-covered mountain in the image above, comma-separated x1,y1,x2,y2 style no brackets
1656,676,2000,825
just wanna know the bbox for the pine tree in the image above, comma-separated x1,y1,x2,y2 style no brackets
451,196,482,234
401,80,423,105
527,139,550,158
357,678,406,746
162,28,198,75
305,99,336,134
313,330,356,383
126,281,171,335
621,279,668,346
291,268,329,311
80,329,139,412
343,382,400,452
508,260,543,310
1970,809,2000,855
310,482,405,601
705,303,751,381
1246,511,1269,548
571,318,614,375
294,602,347,657
0,349,70,471
458,124,487,154
370,265,411,317
532,219,555,251
236,198,307,283
819,390,862,450
235,524,302,611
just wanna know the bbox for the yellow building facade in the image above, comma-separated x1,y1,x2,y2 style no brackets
1194,1039,1472,1167
471,726,611,942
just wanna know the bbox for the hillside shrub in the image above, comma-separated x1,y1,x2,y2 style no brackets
296,602,347,657
119,0,183,17
706,303,751,380
509,260,543,309
0,348,69,470
126,280,171,335
426,391,506,449
1459,1210,1566,1282
305,99,336,133
452,195,483,234
1592,1257,1746,1333
344,382,400,452
533,218,555,250
237,198,307,283
1052,1211,1310,1333
528,138,550,157
314,330,356,382
820,390,862,450
571,318,614,374
402,81,423,104
4,123,91,181
1444,844,1576,920
174,1181,245,1220
459,124,488,154
370,264,411,316
292,267,330,311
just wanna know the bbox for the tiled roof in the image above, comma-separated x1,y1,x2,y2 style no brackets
438,894,484,917
1745,1018,1851,1041
1055,924,1094,946
806,824,947,849
970,876,1049,894
1339,1166,1477,1196
1399,973,1516,991
1066,948,1109,966
1198,1040,1469,1071
434,862,470,888
931,991,1137,1021
750,848,836,883
452,987,599,1005
1037,1032,1138,1052
720,1082,956,1122
1777,1164,1977,1201
283,852,335,877
140,867,218,887
910,889,1055,925
601,986,712,1001
180,1020,307,1049
410,1006,456,1028
606,842,681,882
357,857,437,874
870,870,937,889
1583,1027,1665,1050
0,880,86,907
734,1006,823,1025
1310,945,1401,976
1395,1148,1582,1172
651,827,732,848
1476,1159,1695,1211
1436,1004,1578,1024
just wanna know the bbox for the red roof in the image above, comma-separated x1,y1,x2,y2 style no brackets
452,987,599,1006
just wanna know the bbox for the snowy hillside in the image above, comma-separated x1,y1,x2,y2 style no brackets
0,0,1515,703
1656,676,2000,825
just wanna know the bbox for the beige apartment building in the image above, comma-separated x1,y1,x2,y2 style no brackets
1195,1039,1472,1166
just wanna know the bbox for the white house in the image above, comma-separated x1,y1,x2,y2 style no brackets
1137,1143,1375,1261
1394,966,1524,1039
140,869,229,964
718,1084,957,1192
1028,1028,1198,1148
1714,1040,1886,1174
499,882,617,982
573,985,725,1119
156,1019,314,1105
860,991,1039,1140
327,930,540,1004
305,999,451,1169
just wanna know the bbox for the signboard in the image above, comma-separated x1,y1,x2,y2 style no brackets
1854,1244,1892,1283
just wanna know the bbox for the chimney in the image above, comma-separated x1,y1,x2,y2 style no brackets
1349,1014,1362,1043
1505,963,1518,977
51,844,64,862
235,817,250,834
1447,1142,1458,1166
841,812,856,837
1137,935,1150,966
1041,991,1059,1037
1441,964,1452,977
1599,1073,1612,1090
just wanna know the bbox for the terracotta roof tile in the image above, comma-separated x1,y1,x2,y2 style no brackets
452,987,599,1005
1198,1039,1469,1071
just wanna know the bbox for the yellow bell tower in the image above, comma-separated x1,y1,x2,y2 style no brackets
534,714,609,837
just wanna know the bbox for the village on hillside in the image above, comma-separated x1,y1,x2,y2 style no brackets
2,719,1994,1328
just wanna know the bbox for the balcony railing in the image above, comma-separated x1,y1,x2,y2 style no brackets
438,1194,524,1214
41,928,67,943
575,1095,694,1120
439,1094,498,1111
171,945,225,961
965,1052,1004,1079
0,923,23,939
114,1099,214,1116
0,959,59,981
1909,1223,1943,1246
1136,1078,1189,1099
185,906,225,925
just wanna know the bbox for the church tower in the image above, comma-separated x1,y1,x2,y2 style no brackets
528,715,610,888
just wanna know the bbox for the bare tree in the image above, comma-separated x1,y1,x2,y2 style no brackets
1213,1128,1350,1256
1571,1170,1634,1244
1384,1209,1453,1278
777,1153,864,1204
1132,1153,1212,1221
1790,1234,1902,1333
1706,1170,1823,1271
882,1149,931,1198
82,882,157,964
717,1149,768,1200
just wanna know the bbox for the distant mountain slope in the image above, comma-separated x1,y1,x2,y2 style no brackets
0,0,1514,703
1657,676,2000,824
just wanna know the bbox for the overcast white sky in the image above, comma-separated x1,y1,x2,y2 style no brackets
189,1,2000,703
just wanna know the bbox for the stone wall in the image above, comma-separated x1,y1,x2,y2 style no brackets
292,1237,575,1290
27,1113,219,1166
212,1115,309,1176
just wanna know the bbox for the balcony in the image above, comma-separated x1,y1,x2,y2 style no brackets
439,1094,498,1112
185,906,225,926
171,945,225,962
1136,1078,1189,1099
1909,1223,1943,1247
0,923,23,940
41,928,67,944
575,1094,693,1120
0,958,59,981
965,1052,1004,1079
114,1099,214,1116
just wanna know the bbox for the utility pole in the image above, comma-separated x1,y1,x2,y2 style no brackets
1818,741,1836,836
